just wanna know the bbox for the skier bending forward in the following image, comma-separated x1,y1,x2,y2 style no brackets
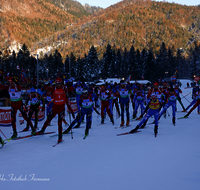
129,93,161,137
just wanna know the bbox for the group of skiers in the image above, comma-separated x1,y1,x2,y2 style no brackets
0,76,200,147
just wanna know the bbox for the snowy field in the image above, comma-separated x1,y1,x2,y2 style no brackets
0,79,200,190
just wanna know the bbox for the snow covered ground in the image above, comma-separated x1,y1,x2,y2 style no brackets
1,79,200,190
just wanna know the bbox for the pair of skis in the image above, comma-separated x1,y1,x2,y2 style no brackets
8,132,55,141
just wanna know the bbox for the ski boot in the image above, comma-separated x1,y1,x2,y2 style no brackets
31,127,37,135
11,131,17,139
183,113,189,118
154,125,158,137
163,111,166,119
110,116,114,125
0,136,5,146
129,125,140,133
57,133,63,144
136,115,143,120
101,117,104,124
36,128,45,135
74,122,81,128
172,117,176,126
126,119,130,126
85,128,89,137
63,127,71,134
132,113,136,119
120,120,124,127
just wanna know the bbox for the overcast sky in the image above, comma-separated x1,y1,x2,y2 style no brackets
77,0,199,8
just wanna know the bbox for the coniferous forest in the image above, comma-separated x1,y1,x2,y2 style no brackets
0,41,200,83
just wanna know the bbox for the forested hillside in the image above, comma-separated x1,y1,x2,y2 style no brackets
51,0,200,58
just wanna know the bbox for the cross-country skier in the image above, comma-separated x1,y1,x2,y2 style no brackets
158,88,177,125
174,84,186,111
8,77,35,139
130,86,138,117
112,83,120,118
37,77,75,143
132,89,146,120
118,81,130,127
63,89,100,138
22,87,45,131
73,81,87,111
147,82,164,110
100,84,114,124
182,86,200,113
129,93,161,137
183,87,200,118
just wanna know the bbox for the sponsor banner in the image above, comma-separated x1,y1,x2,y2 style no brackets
66,99,78,114
0,107,12,127
194,76,200,82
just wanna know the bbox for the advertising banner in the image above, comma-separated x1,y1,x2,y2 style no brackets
0,107,12,126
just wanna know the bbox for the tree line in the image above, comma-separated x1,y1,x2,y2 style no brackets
0,41,200,83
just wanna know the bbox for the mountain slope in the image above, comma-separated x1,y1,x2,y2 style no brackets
0,0,75,48
45,0,90,18
49,0,200,58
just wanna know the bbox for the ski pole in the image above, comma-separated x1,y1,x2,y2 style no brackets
0,129,9,142
181,92,191,99
68,112,73,139
181,94,191,104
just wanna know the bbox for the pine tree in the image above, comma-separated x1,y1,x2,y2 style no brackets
128,45,136,79
85,45,99,81
70,52,76,78
139,48,148,80
115,49,122,79
135,49,141,80
156,42,168,79
145,49,156,82
109,48,116,78
102,44,112,78
189,42,200,79
121,47,129,79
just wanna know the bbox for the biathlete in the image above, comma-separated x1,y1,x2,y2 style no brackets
63,89,100,137
129,93,161,137
37,78,75,143
158,88,177,125
118,81,130,127
183,87,200,118
8,77,35,138
22,87,45,131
